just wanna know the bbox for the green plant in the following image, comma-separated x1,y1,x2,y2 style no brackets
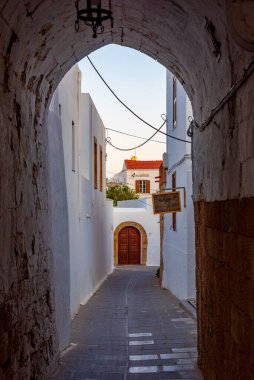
106,184,139,206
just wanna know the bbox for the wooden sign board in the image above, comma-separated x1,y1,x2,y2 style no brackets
152,191,182,214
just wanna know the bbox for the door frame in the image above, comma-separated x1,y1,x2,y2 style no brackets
114,221,147,265
118,226,141,265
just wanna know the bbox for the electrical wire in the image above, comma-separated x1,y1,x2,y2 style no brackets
87,55,191,144
106,114,166,151
106,127,166,144
189,59,254,135
106,175,160,195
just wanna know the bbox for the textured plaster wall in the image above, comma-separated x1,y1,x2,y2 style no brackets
114,198,160,266
0,0,254,378
78,93,114,311
125,168,160,198
162,160,195,300
162,72,195,300
47,108,70,352
49,68,114,322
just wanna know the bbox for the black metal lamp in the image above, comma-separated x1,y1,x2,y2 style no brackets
75,0,113,38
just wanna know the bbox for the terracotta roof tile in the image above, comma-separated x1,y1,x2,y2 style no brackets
124,160,162,170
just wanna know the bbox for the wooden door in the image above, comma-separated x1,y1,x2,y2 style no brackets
128,227,141,264
118,226,141,264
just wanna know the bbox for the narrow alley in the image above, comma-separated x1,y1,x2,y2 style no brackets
51,267,201,380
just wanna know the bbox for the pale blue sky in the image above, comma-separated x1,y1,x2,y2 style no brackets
78,44,166,177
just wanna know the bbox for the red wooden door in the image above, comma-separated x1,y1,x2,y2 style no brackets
118,226,141,264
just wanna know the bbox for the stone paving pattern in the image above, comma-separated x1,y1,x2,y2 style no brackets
50,266,202,379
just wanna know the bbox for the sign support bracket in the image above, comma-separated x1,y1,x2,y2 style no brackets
163,187,186,208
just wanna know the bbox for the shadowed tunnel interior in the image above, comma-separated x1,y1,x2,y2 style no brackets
0,1,254,379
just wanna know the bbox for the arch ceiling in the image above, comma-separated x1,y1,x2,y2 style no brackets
0,0,252,123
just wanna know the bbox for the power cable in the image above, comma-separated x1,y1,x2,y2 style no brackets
87,55,191,144
106,176,160,195
106,127,166,144
106,114,166,151
187,59,254,136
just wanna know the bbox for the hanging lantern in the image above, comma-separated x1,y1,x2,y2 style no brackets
75,0,113,38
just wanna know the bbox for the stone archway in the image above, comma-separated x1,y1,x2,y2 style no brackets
114,221,148,265
1,1,254,379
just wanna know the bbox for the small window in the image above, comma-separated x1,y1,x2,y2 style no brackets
140,180,146,193
72,121,75,172
100,145,103,192
172,171,176,230
94,137,97,189
58,104,61,117
173,76,177,129
135,180,150,194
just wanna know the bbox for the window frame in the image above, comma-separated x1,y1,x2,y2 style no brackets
137,180,150,194
172,171,177,231
139,180,146,193
100,145,103,192
72,121,75,172
94,136,98,189
173,76,177,129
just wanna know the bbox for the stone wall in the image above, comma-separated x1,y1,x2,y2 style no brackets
195,199,254,379
0,66,59,379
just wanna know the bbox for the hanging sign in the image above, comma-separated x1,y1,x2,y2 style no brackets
152,191,182,214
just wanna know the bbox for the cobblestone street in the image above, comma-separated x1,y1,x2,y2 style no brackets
51,266,202,379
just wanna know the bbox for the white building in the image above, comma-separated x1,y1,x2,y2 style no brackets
161,71,195,301
113,158,162,198
48,65,113,351
112,159,162,267
113,198,160,266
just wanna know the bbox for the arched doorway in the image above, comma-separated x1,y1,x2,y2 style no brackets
114,222,148,265
118,226,141,265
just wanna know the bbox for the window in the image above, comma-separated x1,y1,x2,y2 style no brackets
94,137,97,189
140,180,146,193
172,171,176,231
58,103,61,117
100,145,103,192
72,121,75,172
135,180,150,193
173,76,177,129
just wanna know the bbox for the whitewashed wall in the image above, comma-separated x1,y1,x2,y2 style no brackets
48,65,114,347
113,165,161,198
48,96,71,352
162,71,195,300
78,93,114,308
125,168,160,198
114,198,160,266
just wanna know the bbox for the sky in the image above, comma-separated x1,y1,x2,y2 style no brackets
78,44,166,178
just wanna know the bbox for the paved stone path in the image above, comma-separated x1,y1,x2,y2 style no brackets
50,266,202,380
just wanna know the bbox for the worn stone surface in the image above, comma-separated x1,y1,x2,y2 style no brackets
51,266,201,380
195,199,254,379
0,0,254,378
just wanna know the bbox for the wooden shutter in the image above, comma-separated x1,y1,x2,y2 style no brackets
100,145,103,192
94,137,97,189
173,76,177,129
172,171,176,190
72,121,75,172
135,180,140,193
172,171,176,231
146,180,150,193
